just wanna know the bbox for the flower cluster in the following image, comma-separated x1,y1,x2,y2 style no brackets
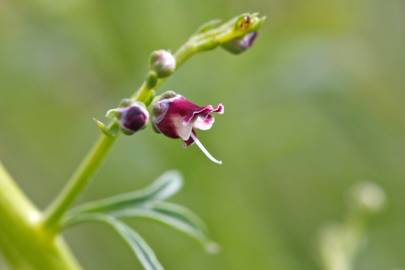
104,13,264,164
107,92,224,164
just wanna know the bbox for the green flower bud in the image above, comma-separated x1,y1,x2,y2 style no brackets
150,50,176,78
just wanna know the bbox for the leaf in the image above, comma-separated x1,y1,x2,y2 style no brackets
64,170,219,254
77,214,164,270
66,171,182,219
110,202,220,253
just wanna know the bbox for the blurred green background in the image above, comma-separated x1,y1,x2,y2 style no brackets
1,0,404,269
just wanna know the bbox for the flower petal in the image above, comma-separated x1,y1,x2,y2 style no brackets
183,130,196,146
183,103,224,125
193,115,215,130
172,116,193,141
213,103,224,114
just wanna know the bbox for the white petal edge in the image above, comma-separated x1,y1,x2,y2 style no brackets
193,116,215,131
190,132,222,165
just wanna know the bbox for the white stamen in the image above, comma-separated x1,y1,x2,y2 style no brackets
190,132,222,165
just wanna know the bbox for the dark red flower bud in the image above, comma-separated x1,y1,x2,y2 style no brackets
107,102,149,135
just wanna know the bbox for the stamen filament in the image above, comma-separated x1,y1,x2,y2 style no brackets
190,133,222,165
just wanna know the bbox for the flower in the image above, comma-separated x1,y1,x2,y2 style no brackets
152,91,224,164
221,32,258,54
107,101,149,135
150,50,176,78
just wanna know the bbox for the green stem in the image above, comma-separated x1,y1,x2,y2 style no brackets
0,162,81,269
44,132,118,231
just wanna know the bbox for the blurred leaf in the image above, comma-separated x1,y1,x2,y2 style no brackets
64,170,217,252
77,214,164,270
65,170,182,218
111,202,219,253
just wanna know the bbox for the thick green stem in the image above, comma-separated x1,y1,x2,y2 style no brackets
0,162,81,269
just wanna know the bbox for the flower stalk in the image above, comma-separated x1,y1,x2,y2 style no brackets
43,12,265,232
44,133,118,231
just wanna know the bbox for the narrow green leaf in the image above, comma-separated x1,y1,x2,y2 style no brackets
66,171,182,219
64,170,218,254
77,215,164,270
105,217,164,270
112,202,220,253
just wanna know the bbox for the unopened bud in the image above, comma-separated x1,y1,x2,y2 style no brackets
150,50,176,78
221,32,258,54
107,102,149,135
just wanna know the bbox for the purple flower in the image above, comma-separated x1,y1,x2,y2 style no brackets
107,101,149,135
221,32,258,54
152,92,224,164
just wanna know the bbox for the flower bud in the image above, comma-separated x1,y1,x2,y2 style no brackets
150,50,176,78
221,32,258,54
107,101,149,135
